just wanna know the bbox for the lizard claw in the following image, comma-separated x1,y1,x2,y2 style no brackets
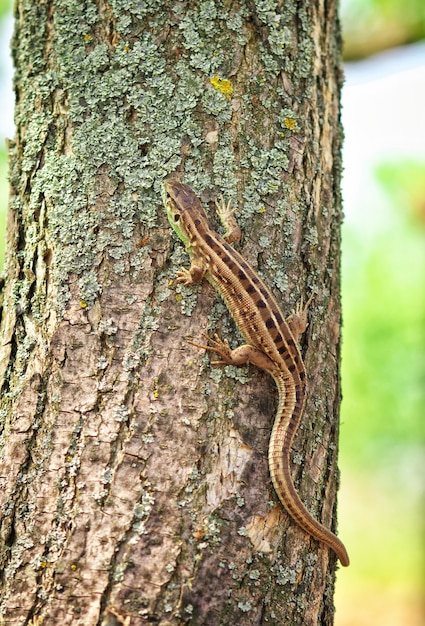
175,268,193,285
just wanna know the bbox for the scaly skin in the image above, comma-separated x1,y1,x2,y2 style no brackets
162,179,349,567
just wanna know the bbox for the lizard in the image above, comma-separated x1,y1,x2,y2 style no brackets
162,179,349,567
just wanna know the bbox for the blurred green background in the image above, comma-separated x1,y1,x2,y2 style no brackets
0,1,423,624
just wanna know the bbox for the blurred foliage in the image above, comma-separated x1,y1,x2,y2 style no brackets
341,0,425,59
338,159,425,624
341,159,425,467
0,0,10,20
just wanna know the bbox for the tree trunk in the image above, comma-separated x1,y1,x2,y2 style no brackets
0,1,344,625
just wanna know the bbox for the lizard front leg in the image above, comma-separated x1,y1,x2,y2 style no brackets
175,257,206,286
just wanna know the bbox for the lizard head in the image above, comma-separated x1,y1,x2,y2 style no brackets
162,180,211,245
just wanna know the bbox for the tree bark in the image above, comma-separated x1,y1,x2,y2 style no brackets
0,1,344,625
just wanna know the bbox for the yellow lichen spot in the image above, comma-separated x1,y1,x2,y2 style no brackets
210,75,233,99
284,117,297,131
152,378,159,400
168,279,174,287
80,300,87,308
152,378,160,399
84,33,92,42
40,561,48,568
70,563,77,571
259,206,266,214
175,294,183,302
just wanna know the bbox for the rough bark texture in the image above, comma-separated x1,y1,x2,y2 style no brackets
0,1,344,625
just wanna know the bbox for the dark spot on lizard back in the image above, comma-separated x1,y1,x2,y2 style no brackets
238,269,247,281
265,317,275,329
275,312,283,325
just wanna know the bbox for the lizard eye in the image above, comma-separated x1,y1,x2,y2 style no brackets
174,213,180,222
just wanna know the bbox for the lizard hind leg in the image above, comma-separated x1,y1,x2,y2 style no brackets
187,333,250,366
188,332,275,370
187,333,233,365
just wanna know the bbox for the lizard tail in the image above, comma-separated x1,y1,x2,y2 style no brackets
268,378,350,567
